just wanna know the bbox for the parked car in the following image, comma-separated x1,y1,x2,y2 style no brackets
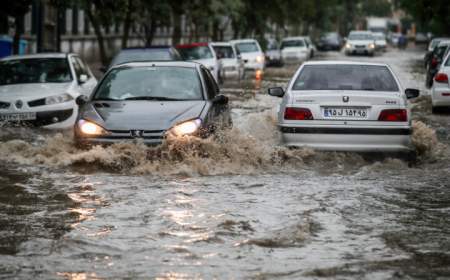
230,39,265,73
415,32,429,44
268,61,419,154
74,61,231,146
425,40,450,88
176,43,222,83
317,32,343,51
265,39,283,67
107,46,181,71
210,42,244,81
280,37,310,64
431,51,450,113
344,31,376,56
0,53,97,129
373,32,387,52
424,37,450,67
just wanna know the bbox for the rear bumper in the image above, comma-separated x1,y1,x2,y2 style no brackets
431,86,450,107
279,126,413,152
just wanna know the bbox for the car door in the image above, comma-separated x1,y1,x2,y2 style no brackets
70,55,97,97
201,67,227,128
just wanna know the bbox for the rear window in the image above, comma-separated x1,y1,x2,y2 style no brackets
281,40,305,49
177,46,213,60
292,65,399,92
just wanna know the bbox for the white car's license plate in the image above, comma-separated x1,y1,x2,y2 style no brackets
323,108,368,119
0,112,37,121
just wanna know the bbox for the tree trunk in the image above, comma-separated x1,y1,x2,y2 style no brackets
121,0,133,49
171,5,182,45
144,18,157,47
12,15,24,55
85,5,108,66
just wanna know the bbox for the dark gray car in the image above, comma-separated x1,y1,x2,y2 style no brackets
74,61,231,146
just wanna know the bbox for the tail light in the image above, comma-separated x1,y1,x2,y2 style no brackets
431,57,438,68
284,107,314,120
434,73,449,83
378,109,407,122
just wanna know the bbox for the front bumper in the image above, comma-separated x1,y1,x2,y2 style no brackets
279,126,413,152
345,47,375,55
0,108,74,127
243,61,265,70
75,129,166,147
281,53,308,63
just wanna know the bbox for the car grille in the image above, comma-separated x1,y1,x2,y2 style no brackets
105,130,166,140
355,45,366,49
28,99,46,107
0,101,10,109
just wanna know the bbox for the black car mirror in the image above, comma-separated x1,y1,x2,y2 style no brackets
99,66,107,73
212,94,228,104
405,88,420,99
76,95,89,106
268,87,285,97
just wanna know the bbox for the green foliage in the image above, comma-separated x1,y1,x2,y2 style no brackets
397,0,450,35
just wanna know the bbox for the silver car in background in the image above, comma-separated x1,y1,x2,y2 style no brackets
345,31,376,56
268,61,419,153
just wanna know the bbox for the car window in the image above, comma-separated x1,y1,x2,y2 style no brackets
177,46,214,60
70,56,86,80
95,66,203,101
0,58,72,85
212,46,235,59
349,33,374,40
235,42,259,53
293,65,399,92
281,40,305,49
75,57,91,78
201,67,218,99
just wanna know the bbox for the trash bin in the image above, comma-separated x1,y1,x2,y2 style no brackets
0,36,28,58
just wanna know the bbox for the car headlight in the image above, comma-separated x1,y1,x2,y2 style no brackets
169,119,202,137
255,55,264,63
345,43,352,49
77,119,108,136
368,43,375,49
45,93,73,105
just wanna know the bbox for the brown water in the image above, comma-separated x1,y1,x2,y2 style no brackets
1,49,450,279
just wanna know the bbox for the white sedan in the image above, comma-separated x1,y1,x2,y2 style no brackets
431,51,450,113
268,61,419,153
0,53,97,129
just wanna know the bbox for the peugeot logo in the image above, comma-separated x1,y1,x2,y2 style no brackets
15,100,23,109
343,96,350,103
130,130,144,138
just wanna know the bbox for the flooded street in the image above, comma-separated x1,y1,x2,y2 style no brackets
1,49,450,279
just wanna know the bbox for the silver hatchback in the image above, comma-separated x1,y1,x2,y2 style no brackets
268,61,420,153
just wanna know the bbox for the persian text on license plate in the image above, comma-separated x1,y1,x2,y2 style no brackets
323,108,368,119
0,112,37,121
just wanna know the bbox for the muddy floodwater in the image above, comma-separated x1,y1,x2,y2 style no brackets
1,49,450,279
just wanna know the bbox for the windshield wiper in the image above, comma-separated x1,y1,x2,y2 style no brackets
124,96,183,101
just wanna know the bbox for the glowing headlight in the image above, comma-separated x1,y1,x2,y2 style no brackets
45,93,73,105
256,55,264,63
78,119,108,136
170,119,202,136
345,43,352,49
368,43,375,49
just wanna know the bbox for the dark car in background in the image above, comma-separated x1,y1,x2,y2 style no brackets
105,46,181,71
317,32,343,51
424,37,450,67
74,61,231,146
425,40,450,88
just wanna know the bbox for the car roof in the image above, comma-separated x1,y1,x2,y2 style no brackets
349,30,373,34
437,40,450,46
302,60,388,67
230,39,258,43
0,52,73,61
210,42,232,47
110,61,200,70
282,36,306,41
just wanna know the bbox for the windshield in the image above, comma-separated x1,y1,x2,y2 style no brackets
111,49,175,66
177,46,213,60
95,66,203,101
293,65,399,91
235,42,259,53
0,58,72,85
349,33,374,40
435,46,450,59
213,46,235,59
281,40,305,49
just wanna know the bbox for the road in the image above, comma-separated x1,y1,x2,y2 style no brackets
1,47,450,279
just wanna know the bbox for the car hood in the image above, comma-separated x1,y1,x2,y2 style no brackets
0,82,74,101
84,100,206,131
348,40,373,45
192,58,216,68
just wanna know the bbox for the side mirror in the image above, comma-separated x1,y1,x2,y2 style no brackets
76,95,89,106
212,94,228,105
237,54,242,60
268,87,285,97
405,88,420,99
79,74,88,84
99,66,107,73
